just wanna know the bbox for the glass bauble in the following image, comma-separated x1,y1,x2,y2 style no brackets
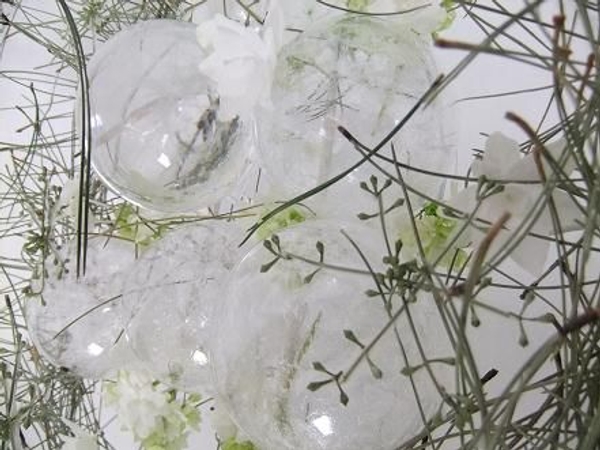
26,239,137,378
259,15,453,201
88,20,256,213
212,220,451,450
123,221,243,391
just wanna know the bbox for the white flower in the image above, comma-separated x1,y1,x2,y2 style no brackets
60,420,98,450
105,371,169,439
104,371,201,450
196,5,283,120
395,203,469,268
447,132,581,274
51,175,96,230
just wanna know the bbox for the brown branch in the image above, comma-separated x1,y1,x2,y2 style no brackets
559,308,600,336
577,53,595,104
464,212,512,298
505,112,547,182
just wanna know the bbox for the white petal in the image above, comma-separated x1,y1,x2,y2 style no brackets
264,0,286,51
465,217,551,276
531,190,584,234
60,420,98,450
197,15,263,57
196,13,276,119
448,184,531,228
546,137,576,176
551,190,583,232
499,227,551,275
514,186,584,236
508,137,576,183
475,132,521,179
446,186,479,217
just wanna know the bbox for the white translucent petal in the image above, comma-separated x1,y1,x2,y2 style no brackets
474,132,521,179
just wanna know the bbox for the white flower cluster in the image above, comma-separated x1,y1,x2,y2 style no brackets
448,132,581,273
194,0,452,121
104,371,201,450
196,0,284,120
60,419,98,450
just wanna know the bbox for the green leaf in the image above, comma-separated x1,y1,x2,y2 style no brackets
312,362,328,373
367,360,383,380
339,389,349,406
263,240,273,252
260,256,280,273
316,241,324,258
422,202,439,217
256,206,307,241
343,329,364,348
401,366,418,377
222,438,258,450
303,269,320,284
307,379,334,392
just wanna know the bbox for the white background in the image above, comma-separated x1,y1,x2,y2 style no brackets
0,1,584,449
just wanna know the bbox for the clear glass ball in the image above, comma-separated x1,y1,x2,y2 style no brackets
123,221,243,392
212,220,451,450
88,20,256,213
26,239,137,378
259,15,453,200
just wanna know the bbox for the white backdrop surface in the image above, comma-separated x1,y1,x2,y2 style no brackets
0,1,582,449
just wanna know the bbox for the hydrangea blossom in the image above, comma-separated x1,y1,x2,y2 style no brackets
447,132,581,274
104,371,201,450
196,0,284,120
398,202,468,269
60,420,98,450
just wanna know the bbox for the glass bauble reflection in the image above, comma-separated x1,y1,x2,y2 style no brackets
123,221,243,392
212,220,451,450
259,15,453,200
26,239,137,378
88,20,256,213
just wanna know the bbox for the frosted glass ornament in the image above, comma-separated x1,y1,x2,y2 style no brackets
259,15,453,200
123,221,243,392
212,220,451,450
88,20,256,213
26,239,137,378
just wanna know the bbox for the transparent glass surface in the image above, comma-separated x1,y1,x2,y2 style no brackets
26,239,137,379
259,15,453,201
212,220,451,450
88,20,256,213
123,221,243,392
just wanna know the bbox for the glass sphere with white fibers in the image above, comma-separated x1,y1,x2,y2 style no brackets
26,239,137,378
124,221,243,392
259,15,453,202
88,20,256,213
212,220,451,450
